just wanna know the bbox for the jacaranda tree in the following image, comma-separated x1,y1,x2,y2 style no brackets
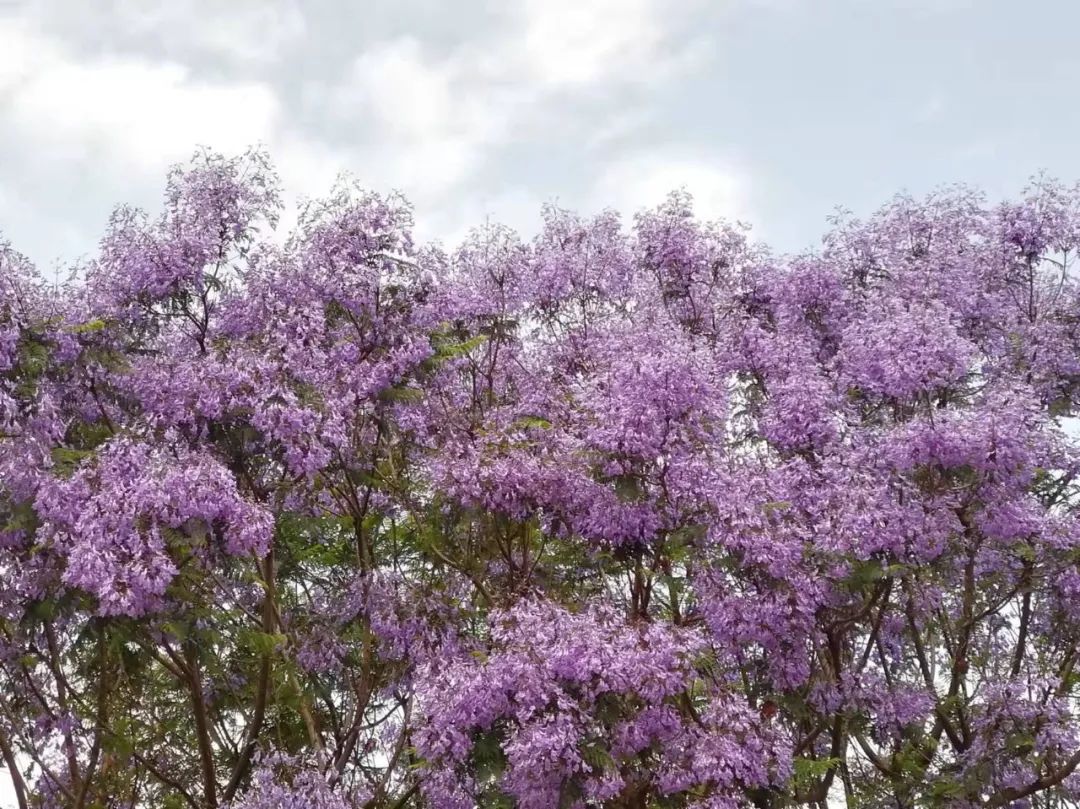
2,150,1080,809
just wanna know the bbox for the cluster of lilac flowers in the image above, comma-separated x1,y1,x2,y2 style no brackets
413,599,789,808
36,439,272,616
2,150,1080,806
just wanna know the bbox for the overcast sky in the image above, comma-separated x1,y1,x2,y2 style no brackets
2,0,1080,274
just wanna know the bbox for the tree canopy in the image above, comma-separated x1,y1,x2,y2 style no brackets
3,150,1080,808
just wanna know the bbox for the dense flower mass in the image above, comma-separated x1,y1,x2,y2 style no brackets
2,150,1080,808
35,439,272,616
413,599,790,809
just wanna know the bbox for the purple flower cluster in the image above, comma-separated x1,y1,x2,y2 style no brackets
414,599,788,808
36,439,271,615
2,152,1080,806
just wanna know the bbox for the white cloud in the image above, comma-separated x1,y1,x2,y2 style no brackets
512,0,673,88
586,107,655,150
956,139,997,160
0,774,15,809
333,37,511,194
0,16,62,92
0,0,748,265
322,0,711,210
917,92,946,122
9,58,278,170
273,133,352,202
0,13,296,263
345,38,457,141
18,0,307,66
115,0,306,64
416,185,548,248
592,152,748,224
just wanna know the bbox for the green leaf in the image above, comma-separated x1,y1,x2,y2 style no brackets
471,728,508,784
1005,730,1035,754
593,691,623,724
792,756,841,784
67,420,114,451
761,500,792,514
68,318,108,334
844,559,885,591
1012,542,1037,563
50,446,94,478
927,776,965,801
440,333,489,357
1049,394,1073,417
160,621,188,642
558,778,583,809
514,415,552,430
3,500,38,534
668,523,707,549
26,598,58,622
694,650,721,680
378,384,423,403
612,474,643,503
579,741,614,772
242,630,287,656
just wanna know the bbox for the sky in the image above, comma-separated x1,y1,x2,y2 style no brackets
1,1,1080,804
1,0,1079,272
